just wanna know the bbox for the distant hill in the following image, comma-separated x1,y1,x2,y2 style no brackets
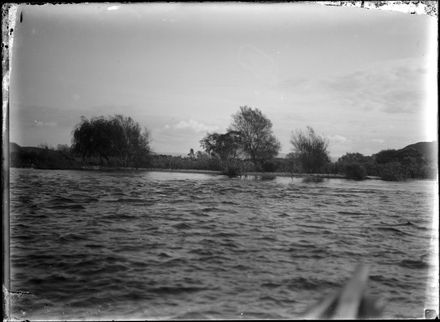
400,141,437,162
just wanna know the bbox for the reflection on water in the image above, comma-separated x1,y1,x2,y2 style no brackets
9,168,437,319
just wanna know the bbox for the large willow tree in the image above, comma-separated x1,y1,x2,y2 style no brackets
71,115,150,167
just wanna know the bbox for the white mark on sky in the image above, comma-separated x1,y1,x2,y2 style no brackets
107,6,120,11
174,119,219,133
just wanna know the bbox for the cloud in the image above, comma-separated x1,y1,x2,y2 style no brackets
237,44,278,85
33,120,57,128
173,119,219,133
152,119,220,154
277,58,430,115
328,134,348,144
320,60,428,114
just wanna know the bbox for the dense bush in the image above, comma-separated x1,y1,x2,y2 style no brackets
261,160,278,172
344,163,367,180
10,145,82,169
373,147,435,181
302,175,324,183
72,115,150,167
290,127,330,173
222,164,242,177
377,162,407,181
335,153,376,177
149,154,221,171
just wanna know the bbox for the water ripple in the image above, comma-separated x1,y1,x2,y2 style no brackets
9,168,436,319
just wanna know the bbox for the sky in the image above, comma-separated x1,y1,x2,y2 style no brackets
8,2,438,158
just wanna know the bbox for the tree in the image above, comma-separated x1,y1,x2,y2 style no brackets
374,149,400,164
188,148,195,160
71,115,150,167
344,163,367,180
56,144,71,153
229,106,280,170
196,150,208,160
290,126,330,173
112,115,151,167
335,152,376,178
200,130,243,175
200,130,242,161
337,153,368,165
373,147,431,180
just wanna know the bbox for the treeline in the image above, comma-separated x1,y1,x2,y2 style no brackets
9,109,438,181
10,143,82,169
148,144,437,181
10,115,151,170
333,142,437,181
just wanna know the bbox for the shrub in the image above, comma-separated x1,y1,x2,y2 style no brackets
222,165,242,177
262,160,278,172
344,163,367,180
302,175,324,183
378,162,407,181
290,127,330,173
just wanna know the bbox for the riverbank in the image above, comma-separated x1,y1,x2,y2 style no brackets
9,143,436,181
108,168,380,180
11,165,382,180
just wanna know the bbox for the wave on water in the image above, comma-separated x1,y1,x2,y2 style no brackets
398,259,430,270
8,169,436,320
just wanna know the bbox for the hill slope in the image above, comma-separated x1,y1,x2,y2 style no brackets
400,141,437,162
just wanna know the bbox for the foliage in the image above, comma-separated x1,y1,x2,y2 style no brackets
344,163,367,180
222,161,243,177
374,149,400,164
377,162,407,181
302,175,324,183
188,148,195,160
290,126,330,173
71,115,150,167
10,144,81,169
199,106,281,174
200,130,244,175
337,153,369,165
200,130,242,161
229,106,280,170
285,152,302,174
334,146,437,181
335,153,376,178
373,147,435,181
56,144,71,153
261,160,278,172
322,162,338,175
149,153,221,171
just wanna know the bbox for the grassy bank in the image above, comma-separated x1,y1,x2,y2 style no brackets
9,142,436,181
12,163,376,180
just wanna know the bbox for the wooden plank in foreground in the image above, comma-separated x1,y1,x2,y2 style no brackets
303,264,384,319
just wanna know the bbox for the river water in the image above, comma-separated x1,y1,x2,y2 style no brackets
8,168,438,319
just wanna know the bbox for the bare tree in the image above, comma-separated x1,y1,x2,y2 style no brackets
290,126,330,173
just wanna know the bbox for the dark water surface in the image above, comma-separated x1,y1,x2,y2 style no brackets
9,168,438,319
